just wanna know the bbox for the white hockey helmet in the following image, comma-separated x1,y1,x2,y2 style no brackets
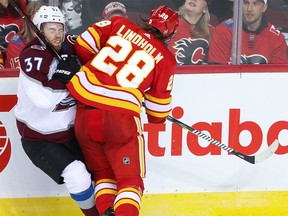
33,6,66,31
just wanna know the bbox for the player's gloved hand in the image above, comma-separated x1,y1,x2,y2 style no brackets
52,55,81,83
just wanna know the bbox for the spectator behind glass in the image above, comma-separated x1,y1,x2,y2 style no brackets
168,0,214,65
0,0,26,64
4,1,44,69
61,0,83,32
102,1,128,20
208,0,288,64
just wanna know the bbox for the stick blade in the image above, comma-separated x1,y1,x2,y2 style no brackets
254,139,279,164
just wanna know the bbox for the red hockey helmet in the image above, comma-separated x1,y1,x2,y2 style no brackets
148,5,179,37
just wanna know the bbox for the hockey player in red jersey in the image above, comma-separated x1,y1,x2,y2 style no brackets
14,6,98,216
208,0,288,64
53,5,179,216
168,0,214,65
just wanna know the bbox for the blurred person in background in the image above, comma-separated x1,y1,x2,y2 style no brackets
208,0,287,64
0,0,26,65
102,1,128,20
209,0,233,23
60,0,83,32
4,1,44,69
168,0,214,65
62,0,96,35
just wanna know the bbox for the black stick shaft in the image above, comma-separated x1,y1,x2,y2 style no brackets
166,115,255,163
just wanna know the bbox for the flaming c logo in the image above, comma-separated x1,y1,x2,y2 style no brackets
0,95,17,173
0,24,20,50
173,38,209,65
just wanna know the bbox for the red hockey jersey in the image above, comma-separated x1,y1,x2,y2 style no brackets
208,17,288,64
168,17,214,65
68,16,177,122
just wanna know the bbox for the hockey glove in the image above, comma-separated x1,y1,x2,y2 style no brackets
52,55,81,83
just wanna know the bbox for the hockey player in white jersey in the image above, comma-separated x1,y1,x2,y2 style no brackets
14,6,98,216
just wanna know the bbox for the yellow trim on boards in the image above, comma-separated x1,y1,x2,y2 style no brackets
1,191,288,216
0,197,81,216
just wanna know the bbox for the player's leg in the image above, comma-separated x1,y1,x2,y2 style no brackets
61,160,98,216
74,108,117,215
21,138,99,216
103,112,145,216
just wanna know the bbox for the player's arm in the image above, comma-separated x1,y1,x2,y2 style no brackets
208,23,232,64
270,34,288,64
75,20,112,65
144,59,176,123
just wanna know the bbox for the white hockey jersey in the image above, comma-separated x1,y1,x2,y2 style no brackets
14,36,78,144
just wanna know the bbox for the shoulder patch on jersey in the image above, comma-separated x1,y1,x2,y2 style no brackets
31,45,46,51
144,33,151,39
222,18,234,29
66,34,78,45
269,25,281,36
10,35,23,45
65,34,78,45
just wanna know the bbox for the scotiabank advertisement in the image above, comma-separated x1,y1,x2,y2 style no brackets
1,70,288,198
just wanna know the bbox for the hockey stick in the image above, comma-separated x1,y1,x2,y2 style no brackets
166,115,279,164
9,0,61,60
